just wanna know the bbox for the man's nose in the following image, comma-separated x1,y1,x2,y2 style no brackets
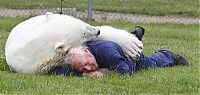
85,65,91,71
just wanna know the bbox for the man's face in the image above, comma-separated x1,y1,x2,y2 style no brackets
70,48,98,73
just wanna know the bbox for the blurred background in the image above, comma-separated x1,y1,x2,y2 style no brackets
0,0,199,24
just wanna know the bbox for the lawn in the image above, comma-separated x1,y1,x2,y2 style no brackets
0,17,199,94
0,0,199,17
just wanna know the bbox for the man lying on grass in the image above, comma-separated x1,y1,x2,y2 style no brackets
51,26,189,77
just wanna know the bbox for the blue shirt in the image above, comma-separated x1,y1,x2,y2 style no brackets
86,40,136,74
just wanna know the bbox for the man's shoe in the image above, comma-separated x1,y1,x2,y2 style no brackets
158,49,189,66
131,26,145,41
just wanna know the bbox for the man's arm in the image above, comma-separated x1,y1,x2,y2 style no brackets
82,71,104,77
51,66,82,76
111,60,132,75
52,66,104,77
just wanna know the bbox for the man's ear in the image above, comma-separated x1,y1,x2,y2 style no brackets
83,47,90,53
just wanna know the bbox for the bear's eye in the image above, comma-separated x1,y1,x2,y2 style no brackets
84,32,86,35
57,46,63,50
55,46,64,53
54,42,65,53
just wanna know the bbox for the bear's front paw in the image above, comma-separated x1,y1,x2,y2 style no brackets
123,35,143,59
123,43,142,59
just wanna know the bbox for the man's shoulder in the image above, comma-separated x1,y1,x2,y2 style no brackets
86,40,120,48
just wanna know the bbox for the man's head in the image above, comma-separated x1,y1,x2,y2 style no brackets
64,46,98,73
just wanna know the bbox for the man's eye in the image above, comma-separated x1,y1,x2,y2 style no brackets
84,62,89,66
82,68,88,73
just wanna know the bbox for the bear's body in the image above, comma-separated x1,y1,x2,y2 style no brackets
5,12,100,73
5,12,143,74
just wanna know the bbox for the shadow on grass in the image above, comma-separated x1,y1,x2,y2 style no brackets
0,58,10,71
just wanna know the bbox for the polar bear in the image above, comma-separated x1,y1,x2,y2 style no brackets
5,12,143,74
5,12,100,74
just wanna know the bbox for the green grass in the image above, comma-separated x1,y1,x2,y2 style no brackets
0,0,199,17
0,17,199,94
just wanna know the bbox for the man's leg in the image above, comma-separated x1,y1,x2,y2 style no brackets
136,49,189,70
157,49,189,66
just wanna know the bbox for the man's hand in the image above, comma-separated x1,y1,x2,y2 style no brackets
82,71,104,77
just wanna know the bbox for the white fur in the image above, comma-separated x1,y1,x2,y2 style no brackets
5,12,99,73
5,12,143,74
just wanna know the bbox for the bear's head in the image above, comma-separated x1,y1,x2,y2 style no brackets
5,12,100,74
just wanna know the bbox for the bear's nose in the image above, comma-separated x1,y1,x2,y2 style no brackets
97,29,100,35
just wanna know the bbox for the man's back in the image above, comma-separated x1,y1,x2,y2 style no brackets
85,40,136,74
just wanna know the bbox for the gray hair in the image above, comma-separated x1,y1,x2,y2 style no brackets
63,45,88,70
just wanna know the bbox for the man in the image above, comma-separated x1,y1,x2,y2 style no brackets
51,26,189,77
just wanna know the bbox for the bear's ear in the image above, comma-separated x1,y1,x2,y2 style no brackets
45,12,54,22
54,42,65,53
